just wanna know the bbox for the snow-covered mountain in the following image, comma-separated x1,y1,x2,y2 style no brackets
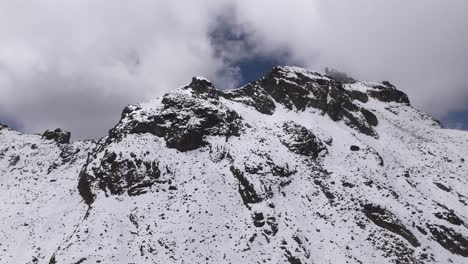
1,66,468,263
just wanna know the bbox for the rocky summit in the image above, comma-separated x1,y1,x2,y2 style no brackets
1,66,468,264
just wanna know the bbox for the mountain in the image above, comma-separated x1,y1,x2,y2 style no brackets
1,66,468,264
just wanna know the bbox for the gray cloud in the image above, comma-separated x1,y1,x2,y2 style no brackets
0,0,236,139
232,0,468,117
1,0,467,139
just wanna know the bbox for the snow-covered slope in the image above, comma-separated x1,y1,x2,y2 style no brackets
1,66,468,263
0,127,94,263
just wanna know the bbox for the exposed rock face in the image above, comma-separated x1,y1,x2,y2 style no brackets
426,224,468,257
434,207,464,226
2,66,468,264
80,77,245,204
253,66,379,137
363,203,420,247
109,77,243,152
42,128,71,144
220,83,276,115
348,90,369,103
78,171,95,205
88,152,161,196
279,121,326,158
368,82,411,104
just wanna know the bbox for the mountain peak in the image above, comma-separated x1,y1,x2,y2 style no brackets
271,65,329,80
189,76,215,91
2,65,467,263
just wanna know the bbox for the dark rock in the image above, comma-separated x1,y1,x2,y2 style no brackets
271,163,297,178
381,81,394,87
81,79,246,200
110,80,243,152
188,77,218,98
314,180,335,202
59,145,81,164
434,182,451,192
283,248,303,264
323,190,335,200
265,217,279,236
376,153,384,166
361,109,379,126
369,89,410,104
121,105,142,120
9,155,20,166
230,166,262,206
426,224,468,257
128,181,157,196
364,180,374,187
258,67,311,111
279,121,326,158
42,128,71,144
363,204,420,247
91,152,161,196
166,128,206,152
252,66,378,137
327,86,378,137
78,171,95,206
416,226,428,235
287,256,302,264
253,212,265,227
350,145,360,151
348,90,369,103
74,258,87,264
47,162,59,174
220,84,276,115
244,163,264,175
368,83,410,105
342,182,355,188
434,210,464,226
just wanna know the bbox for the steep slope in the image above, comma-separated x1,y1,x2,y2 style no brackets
0,126,94,263
1,66,468,263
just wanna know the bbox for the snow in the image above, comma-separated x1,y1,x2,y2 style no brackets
277,65,330,81
193,76,210,82
1,66,468,263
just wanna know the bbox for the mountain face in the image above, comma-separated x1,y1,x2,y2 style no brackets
1,66,468,264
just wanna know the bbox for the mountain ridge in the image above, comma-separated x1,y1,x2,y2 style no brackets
1,66,467,263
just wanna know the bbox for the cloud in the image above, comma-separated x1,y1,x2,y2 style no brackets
0,0,236,139
232,0,468,118
1,0,467,139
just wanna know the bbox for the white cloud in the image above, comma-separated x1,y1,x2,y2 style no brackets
1,0,467,139
0,0,235,139
233,0,468,117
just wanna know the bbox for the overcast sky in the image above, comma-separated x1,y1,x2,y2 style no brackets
1,0,467,139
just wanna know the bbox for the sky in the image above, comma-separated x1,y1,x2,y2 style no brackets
0,0,467,139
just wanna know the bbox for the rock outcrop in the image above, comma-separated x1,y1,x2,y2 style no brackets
42,128,71,144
